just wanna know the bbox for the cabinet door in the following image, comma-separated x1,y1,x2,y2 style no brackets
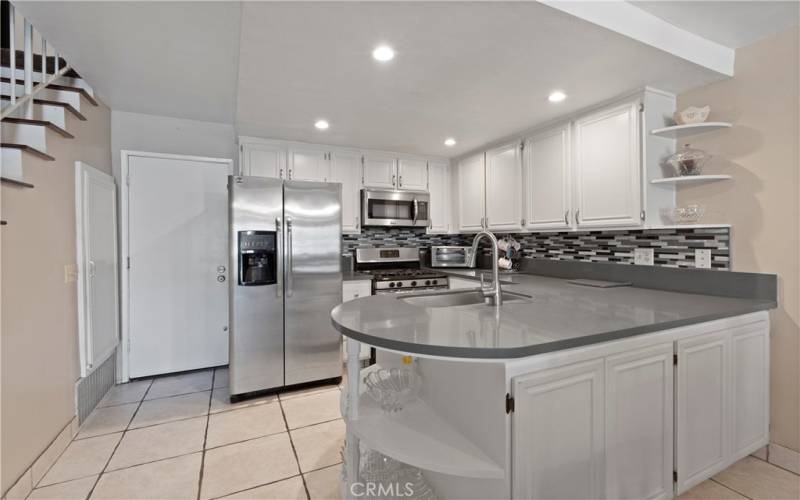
330,151,362,234
457,153,486,232
512,359,605,500
574,101,641,227
525,125,572,230
363,153,398,189
485,142,523,231
289,148,330,182
427,161,450,234
605,344,674,500
675,331,730,494
730,324,769,459
397,158,428,191
240,143,286,178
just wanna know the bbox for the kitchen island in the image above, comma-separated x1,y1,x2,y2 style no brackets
331,270,776,499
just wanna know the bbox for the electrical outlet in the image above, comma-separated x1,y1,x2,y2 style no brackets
695,249,712,269
634,248,654,266
64,264,78,283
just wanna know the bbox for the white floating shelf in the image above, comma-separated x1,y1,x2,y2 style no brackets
650,122,732,139
651,175,732,185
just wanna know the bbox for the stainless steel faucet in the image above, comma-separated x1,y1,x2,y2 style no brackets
470,230,502,306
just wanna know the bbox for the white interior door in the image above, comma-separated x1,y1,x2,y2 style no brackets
76,162,119,377
125,153,231,378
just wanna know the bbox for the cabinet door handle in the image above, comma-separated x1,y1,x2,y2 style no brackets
575,210,580,225
392,174,396,187
564,210,569,226
279,168,284,178
521,218,525,227
288,169,293,179
399,175,403,187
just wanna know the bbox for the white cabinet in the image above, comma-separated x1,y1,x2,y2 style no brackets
457,153,487,232
341,281,372,360
512,359,605,500
398,158,428,191
573,101,642,228
330,151,362,234
289,147,330,182
605,343,674,500
730,326,769,458
239,143,286,178
485,142,523,231
524,124,572,230
427,161,450,234
363,153,399,189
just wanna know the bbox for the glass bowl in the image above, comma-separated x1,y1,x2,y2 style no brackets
667,144,710,176
665,204,706,224
364,367,422,413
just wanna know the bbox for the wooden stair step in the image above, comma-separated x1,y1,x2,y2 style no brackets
2,117,74,138
0,94,86,120
0,48,81,79
1,176,34,188
0,77,98,106
0,143,55,161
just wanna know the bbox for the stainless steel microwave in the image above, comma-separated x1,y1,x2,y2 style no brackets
361,189,429,228
429,246,476,268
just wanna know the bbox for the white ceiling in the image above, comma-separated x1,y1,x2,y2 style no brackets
13,1,799,157
632,1,800,49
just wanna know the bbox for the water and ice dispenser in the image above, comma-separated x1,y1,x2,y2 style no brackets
237,230,277,286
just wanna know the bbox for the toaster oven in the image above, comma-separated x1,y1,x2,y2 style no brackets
429,246,476,268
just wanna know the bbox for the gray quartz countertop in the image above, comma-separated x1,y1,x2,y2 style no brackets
331,273,775,359
425,267,519,284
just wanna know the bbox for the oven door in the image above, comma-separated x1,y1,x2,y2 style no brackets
362,189,429,227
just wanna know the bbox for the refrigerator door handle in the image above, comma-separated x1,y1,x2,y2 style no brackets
286,216,293,297
275,217,282,298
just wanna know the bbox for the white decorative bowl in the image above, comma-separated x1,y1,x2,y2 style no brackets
674,105,710,125
665,205,706,224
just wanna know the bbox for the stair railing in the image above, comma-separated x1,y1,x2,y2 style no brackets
1,1,72,120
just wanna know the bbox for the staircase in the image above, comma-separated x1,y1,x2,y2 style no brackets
0,0,98,225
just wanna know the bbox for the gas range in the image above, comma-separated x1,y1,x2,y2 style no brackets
354,247,449,295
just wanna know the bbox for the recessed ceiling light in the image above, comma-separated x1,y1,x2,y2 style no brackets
548,91,567,103
444,138,456,147
314,119,329,130
372,45,395,62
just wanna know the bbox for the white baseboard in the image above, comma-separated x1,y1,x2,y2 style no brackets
768,442,800,475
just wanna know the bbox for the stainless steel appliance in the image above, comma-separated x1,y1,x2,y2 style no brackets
361,189,429,228
229,176,342,397
430,245,477,268
354,247,449,295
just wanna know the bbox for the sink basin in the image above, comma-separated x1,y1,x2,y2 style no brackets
399,289,532,308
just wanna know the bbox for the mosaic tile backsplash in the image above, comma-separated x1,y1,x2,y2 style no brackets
342,226,731,270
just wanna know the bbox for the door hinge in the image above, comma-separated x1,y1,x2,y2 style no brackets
673,353,678,365
126,256,130,269
505,393,515,414
639,102,645,112
520,141,525,152
640,210,646,222
673,470,678,482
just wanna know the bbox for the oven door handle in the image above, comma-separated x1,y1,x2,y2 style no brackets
412,198,419,226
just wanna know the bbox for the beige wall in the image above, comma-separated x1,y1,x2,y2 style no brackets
677,27,799,452
1,99,112,493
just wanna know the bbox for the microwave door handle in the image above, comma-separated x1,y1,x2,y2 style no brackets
412,198,419,225
275,217,282,298
286,217,293,297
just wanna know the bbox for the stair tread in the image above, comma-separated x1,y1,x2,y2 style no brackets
0,143,55,161
2,116,74,138
0,48,81,78
0,94,86,120
1,176,35,188
0,77,98,106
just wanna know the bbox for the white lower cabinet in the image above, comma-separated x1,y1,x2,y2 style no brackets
730,326,769,458
512,359,605,500
341,281,372,360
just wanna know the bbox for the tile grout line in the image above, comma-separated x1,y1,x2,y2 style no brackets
709,478,755,500
197,370,216,500
209,462,345,500
24,415,84,493
278,398,311,500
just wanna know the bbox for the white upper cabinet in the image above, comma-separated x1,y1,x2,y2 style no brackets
397,158,428,191
240,143,286,179
289,147,330,182
363,153,399,189
524,124,572,230
485,141,523,231
427,161,450,234
329,150,362,234
457,153,486,232
573,101,642,228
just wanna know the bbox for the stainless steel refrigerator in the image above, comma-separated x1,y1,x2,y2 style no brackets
228,176,342,397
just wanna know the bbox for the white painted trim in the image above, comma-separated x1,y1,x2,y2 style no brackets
541,1,735,76
119,150,233,383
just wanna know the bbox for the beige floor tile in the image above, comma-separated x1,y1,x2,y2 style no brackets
678,480,747,499
28,475,97,500
279,383,340,401
91,452,201,500
222,476,306,499
106,416,207,470
129,391,210,428
200,433,300,499
210,387,277,414
305,463,342,500
214,367,229,388
32,421,74,485
145,370,213,400
281,390,342,429
290,419,345,473
5,469,32,500
40,433,121,487
97,380,152,408
206,403,286,449
77,403,138,439
713,456,800,500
